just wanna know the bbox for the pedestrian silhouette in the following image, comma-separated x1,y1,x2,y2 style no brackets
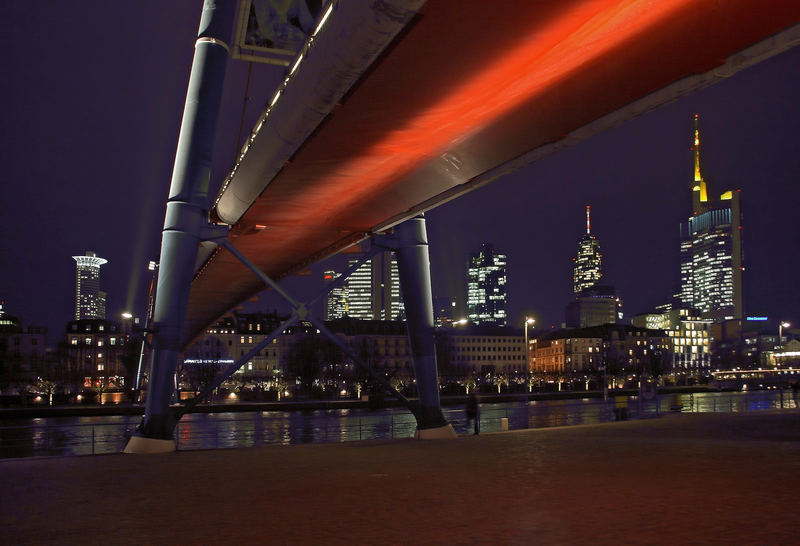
466,391,480,434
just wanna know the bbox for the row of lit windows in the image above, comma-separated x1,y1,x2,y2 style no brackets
454,345,521,353
455,355,522,361
673,338,709,346
71,336,118,345
70,323,115,333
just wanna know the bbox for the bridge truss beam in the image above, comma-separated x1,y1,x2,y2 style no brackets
128,217,455,452
176,237,416,418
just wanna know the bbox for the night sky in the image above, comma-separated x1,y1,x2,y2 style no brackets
2,2,799,345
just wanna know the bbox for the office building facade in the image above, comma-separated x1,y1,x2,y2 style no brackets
435,324,526,377
345,252,404,321
533,324,671,377
679,115,743,322
183,311,289,378
73,251,108,320
0,305,47,382
565,284,623,328
323,270,347,320
632,307,712,371
573,206,603,294
65,318,127,386
467,243,507,326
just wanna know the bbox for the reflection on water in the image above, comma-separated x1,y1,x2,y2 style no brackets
1,391,796,458
170,408,422,450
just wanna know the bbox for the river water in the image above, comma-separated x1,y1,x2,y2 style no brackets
1,390,795,458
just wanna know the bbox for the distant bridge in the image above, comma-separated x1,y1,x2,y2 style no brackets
711,368,800,390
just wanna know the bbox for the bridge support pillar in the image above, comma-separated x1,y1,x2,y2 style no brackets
125,0,236,453
394,215,455,437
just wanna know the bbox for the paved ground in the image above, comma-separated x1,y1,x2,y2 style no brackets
2,411,799,545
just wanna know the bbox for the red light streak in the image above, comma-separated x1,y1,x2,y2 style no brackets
278,0,696,222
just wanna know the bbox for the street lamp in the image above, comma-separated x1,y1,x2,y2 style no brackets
523,317,535,372
778,322,791,349
120,312,133,336
777,322,791,366
777,321,791,403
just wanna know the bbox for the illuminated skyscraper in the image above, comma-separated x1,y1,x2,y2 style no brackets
573,206,603,294
323,270,347,320
73,251,108,320
345,252,403,320
467,243,507,325
679,115,743,322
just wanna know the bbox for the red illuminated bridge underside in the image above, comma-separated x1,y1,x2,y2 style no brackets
183,0,800,346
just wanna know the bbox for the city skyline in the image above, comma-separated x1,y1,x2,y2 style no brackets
3,3,800,536
1,3,798,341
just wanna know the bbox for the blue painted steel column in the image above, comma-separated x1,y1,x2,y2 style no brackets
134,0,235,442
393,215,449,430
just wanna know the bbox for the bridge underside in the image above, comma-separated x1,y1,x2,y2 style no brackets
184,0,800,347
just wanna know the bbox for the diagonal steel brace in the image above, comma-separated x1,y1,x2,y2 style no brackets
182,234,418,417
177,311,298,417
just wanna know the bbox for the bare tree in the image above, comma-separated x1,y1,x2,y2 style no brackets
286,336,324,394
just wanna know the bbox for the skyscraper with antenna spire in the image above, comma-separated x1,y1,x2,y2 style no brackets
573,205,602,294
691,113,709,215
679,114,743,322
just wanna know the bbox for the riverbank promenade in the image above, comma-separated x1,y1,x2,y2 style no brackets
2,411,799,544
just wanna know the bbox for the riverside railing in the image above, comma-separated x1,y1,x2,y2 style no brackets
1,390,797,458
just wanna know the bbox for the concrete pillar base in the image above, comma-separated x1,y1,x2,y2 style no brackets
414,424,457,440
123,435,176,454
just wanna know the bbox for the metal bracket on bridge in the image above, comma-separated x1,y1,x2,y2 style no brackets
371,232,401,251
199,223,231,243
